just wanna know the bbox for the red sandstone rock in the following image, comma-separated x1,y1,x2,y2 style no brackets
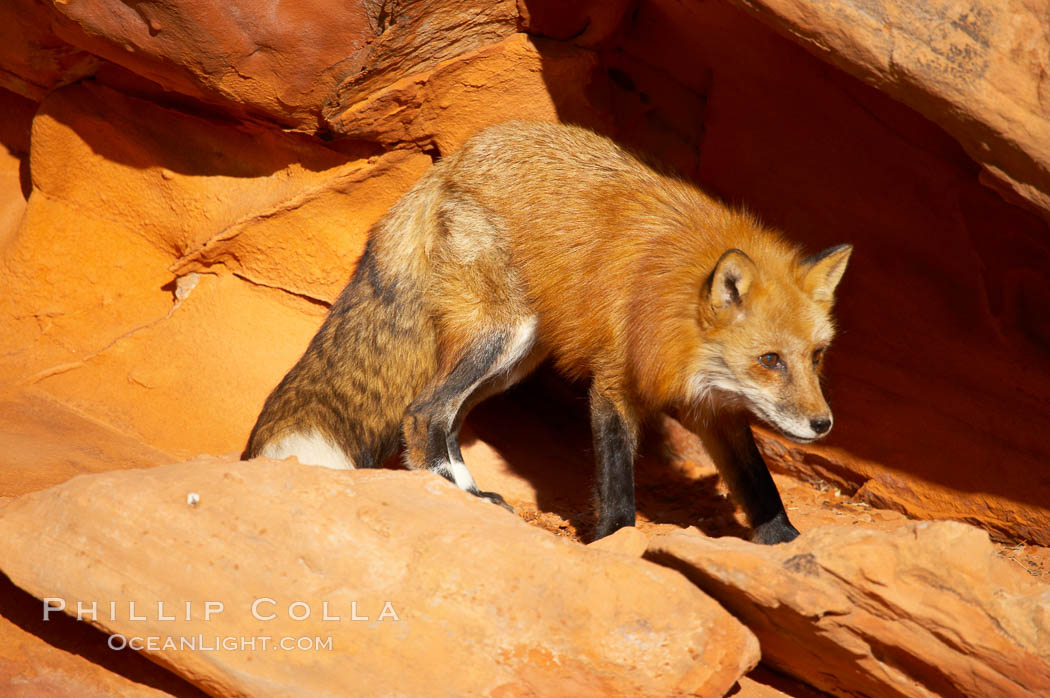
0,82,427,456
722,0,1050,224
734,671,801,698
0,457,760,697
324,33,611,153
0,0,97,101
517,0,634,46
648,523,1050,697
44,0,517,131
23,82,419,304
0,597,197,698
45,0,373,129
587,526,649,557
0,390,172,499
0,89,33,251
325,0,519,117
0,390,198,696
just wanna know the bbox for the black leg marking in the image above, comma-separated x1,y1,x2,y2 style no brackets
750,510,799,545
404,334,505,466
475,490,514,512
591,390,637,540
694,411,799,544
448,369,520,513
402,332,516,511
445,432,467,478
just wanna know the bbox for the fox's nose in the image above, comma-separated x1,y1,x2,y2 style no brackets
810,417,832,435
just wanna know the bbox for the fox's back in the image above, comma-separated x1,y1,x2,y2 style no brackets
432,122,778,383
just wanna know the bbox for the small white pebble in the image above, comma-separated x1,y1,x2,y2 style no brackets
187,492,200,507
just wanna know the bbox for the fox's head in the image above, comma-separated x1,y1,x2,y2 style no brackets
694,243,852,443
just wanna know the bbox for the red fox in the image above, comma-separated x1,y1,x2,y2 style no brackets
245,121,851,544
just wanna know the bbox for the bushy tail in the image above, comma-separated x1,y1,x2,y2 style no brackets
244,236,438,467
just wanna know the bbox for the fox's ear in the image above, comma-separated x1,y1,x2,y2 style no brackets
707,249,758,310
801,244,852,302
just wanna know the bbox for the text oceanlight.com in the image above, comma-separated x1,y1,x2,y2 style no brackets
108,634,335,652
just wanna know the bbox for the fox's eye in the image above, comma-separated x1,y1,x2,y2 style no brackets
758,353,783,370
812,348,825,366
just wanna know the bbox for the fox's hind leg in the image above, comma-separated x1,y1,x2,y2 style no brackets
402,317,538,510
404,192,542,509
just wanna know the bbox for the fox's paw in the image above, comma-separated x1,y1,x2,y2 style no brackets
476,490,515,513
751,511,800,545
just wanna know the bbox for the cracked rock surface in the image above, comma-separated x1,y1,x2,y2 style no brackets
2,0,1048,545
647,522,1050,697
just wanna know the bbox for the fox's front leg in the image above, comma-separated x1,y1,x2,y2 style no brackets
590,384,640,540
691,410,799,544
